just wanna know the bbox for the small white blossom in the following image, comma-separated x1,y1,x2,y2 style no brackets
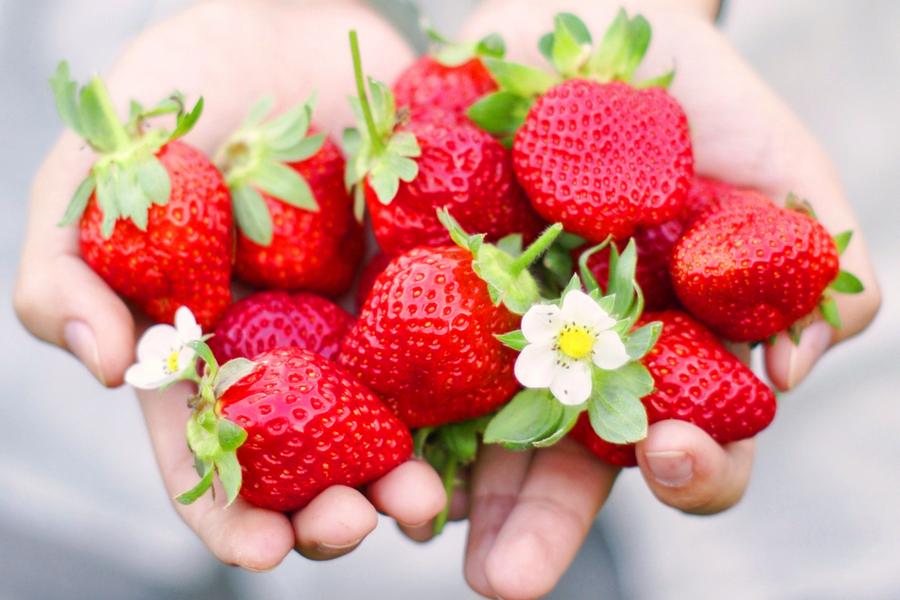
125,306,203,390
514,289,629,405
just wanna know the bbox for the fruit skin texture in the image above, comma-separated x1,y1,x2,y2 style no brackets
339,246,520,428
355,252,392,311
234,134,364,296
365,117,543,256
79,141,232,329
570,310,776,467
671,199,840,342
513,80,693,242
217,347,412,512
578,218,685,311
209,291,353,363
393,57,497,121
682,176,773,227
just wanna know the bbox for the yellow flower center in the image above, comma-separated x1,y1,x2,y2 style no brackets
166,350,181,374
557,325,594,360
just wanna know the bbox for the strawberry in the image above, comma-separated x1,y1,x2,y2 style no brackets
209,291,353,363
344,31,543,257
339,211,562,428
52,62,232,328
355,251,391,311
570,310,777,467
670,194,861,342
577,218,684,311
216,97,363,296
682,176,773,227
178,345,412,512
468,11,693,242
393,31,503,121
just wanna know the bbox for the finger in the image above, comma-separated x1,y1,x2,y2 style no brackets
292,486,378,560
765,322,831,391
394,475,471,543
635,420,755,515
366,459,446,528
464,444,533,597
482,439,618,600
138,383,295,571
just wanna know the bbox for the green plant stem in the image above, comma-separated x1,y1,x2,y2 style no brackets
432,456,458,536
510,223,564,275
348,30,384,155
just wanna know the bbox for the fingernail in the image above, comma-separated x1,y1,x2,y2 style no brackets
315,538,363,553
400,519,431,529
645,450,693,487
786,321,833,389
63,320,105,385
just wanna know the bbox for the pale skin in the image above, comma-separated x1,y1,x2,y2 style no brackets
13,0,881,597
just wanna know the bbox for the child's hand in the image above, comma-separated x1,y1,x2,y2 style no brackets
448,1,881,597
13,0,446,569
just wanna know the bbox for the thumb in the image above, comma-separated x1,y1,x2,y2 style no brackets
15,253,135,386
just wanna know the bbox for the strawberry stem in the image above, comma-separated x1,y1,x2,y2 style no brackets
85,75,131,151
432,456,458,535
349,30,384,155
510,223,564,275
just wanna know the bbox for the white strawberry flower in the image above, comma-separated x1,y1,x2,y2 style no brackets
125,306,203,390
514,289,629,406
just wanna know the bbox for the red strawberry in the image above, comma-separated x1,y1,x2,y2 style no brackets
682,176,773,227
577,218,685,311
217,98,363,296
344,32,542,258
339,211,562,427
393,31,503,121
355,251,391,311
570,310,777,467
180,346,412,512
340,245,520,427
671,196,845,342
364,116,543,256
209,291,353,363
468,13,693,242
52,63,232,328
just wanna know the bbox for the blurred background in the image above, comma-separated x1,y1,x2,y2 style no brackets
1,1,898,598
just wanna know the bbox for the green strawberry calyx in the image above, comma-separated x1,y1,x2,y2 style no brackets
438,208,563,315
414,415,491,535
52,61,203,238
343,30,422,222
468,10,672,143
784,193,865,335
484,239,661,449
214,95,325,246
176,340,257,507
424,27,506,67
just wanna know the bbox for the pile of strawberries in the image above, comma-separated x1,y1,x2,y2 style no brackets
54,11,861,526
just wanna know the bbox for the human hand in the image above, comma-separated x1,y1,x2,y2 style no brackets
447,1,881,597
14,0,445,569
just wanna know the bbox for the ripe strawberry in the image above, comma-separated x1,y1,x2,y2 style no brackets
670,195,857,342
344,32,542,257
467,12,693,242
339,211,562,428
179,346,412,512
570,310,777,467
682,176,773,227
217,97,363,296
209,291,353,363
52,63,232,328
392,32,503,121
355,251,391,311
577,218,685,311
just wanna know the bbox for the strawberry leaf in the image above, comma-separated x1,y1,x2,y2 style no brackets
833,230,853,255
214,451,243,506
58,175,96,227
830,270,864,294
467,90,532,138
625,321,662,360
214,358,257,397
587,362,652,444
495,329,528,351
484,388,564,449
481,57,558,99
531,404,583,448
231,185,273,246
176,465,215,505
820,296,842,329
249,159,318,212
217,418,247,452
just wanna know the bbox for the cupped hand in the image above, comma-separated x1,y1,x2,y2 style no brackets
14,0,446,568
449,1,881,597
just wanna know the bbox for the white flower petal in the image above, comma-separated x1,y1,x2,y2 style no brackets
514,342,557,388
560,289,615,330
175,306,202,342
136,324,179,363
549,360,592,405
520,303,562,344
592,330,630,370
125,361,178,390
176,345,197,373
